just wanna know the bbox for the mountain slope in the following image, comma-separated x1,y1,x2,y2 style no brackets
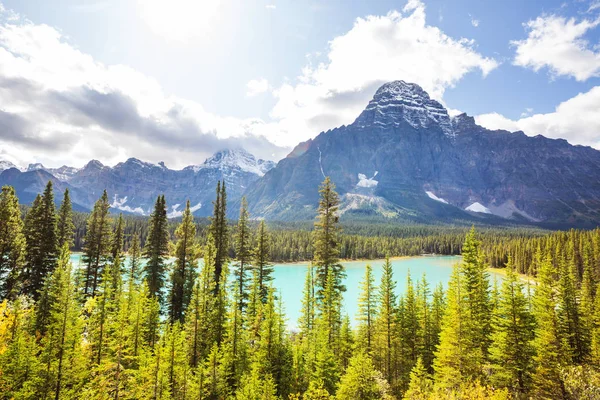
0,149,275,217
244,81,600,226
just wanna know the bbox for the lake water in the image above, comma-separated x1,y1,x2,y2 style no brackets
70,254,503,329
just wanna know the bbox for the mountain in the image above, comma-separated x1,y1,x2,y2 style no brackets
243,80,600,227
0,149,276,217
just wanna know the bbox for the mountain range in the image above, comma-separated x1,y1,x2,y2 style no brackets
2,80,600,227
0,149,275,217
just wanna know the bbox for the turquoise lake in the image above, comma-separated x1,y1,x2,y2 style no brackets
70,254,502,329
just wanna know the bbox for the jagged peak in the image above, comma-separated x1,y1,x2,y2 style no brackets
84,159,104,169
187,148,275,176
27,162,45,171
355,80,454,136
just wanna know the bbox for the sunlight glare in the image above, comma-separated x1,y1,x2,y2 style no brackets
139,0,222,42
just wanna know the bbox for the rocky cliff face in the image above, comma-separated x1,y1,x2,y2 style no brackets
0,149,275,217
244,81,600,226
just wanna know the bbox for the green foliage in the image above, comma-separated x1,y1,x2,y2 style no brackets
143,195,170,302
0,186,25,299
337,351,394,400
82,190,112,297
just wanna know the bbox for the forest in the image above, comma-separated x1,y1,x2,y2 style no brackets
1,178,600,399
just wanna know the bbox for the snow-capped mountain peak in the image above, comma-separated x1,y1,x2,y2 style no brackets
189,148,275,176
355,80,454,136
0,160,19,172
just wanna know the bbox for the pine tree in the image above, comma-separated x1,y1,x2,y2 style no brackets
374,256,398,386
253,220,273,303
299,264,316,337
169,200,200,323
356,264,377,352
558,254,587,363
399,272,419,390
143,195,170,302
337,351,393,400
186,238,218,367
111,213,125,261
405,357,433,400
433,265,483,393
56,188,75,248
0,186,26,299
531,250,568,399
38,244,87,400
128,231,142,287
460,227,491,359
209,181,229,294
236,360,278,400
22,181,58,299
233,197,252,316
0,296,42,398
416,275,435,371
82,190,112,297
313,177,344,296
488,260,535,395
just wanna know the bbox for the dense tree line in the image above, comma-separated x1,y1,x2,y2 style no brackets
1,180,600,399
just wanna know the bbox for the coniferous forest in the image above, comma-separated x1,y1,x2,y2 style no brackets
2,178,600,399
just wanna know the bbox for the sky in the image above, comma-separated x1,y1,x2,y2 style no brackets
0,0,599,169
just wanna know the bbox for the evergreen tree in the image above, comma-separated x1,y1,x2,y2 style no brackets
336,351,393,400
374,256,398,386
232,197,252,334
433,265,483,393
186,238,218,367
460,227,491,358
128,231,142,287
531,250,568,399
299,264,316,337
356,264,377,352
253,220,273,303
23,181,58,299
38,244,87,400
82,190,112,297
56,188,75,248
209,181,228,293
404,358,433,400
169,200,200,323
313,177,344,296
488,260,535,395
0,186,26,299
143,195,170,302
111,213,125,261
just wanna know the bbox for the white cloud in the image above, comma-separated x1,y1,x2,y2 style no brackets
589,1,600,12
266,4,276,10
246,78,270,97
267,0,498,146
476,86,600,148
0,8,288,169
512,14,600,81
470,14,479,27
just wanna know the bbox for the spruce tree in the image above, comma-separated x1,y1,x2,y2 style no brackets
312,177,344,296
169,200,200,323
38,244,86,400
253,220,273,303
0,186,26,299
531,250,568,399
56,188,75,248
143,195,170,303
299,264,316,337
356,264,377,352
209,181,229,293
233,197,252,316
336,351,393,400
111,213,124,261
82,190,112,297
374,256,398,385
433,265,483,393
488,260,535,395
23,181,58,299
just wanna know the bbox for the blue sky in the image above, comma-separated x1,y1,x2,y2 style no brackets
0,0,599,168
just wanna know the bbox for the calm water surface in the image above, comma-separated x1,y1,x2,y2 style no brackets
70,254,502,329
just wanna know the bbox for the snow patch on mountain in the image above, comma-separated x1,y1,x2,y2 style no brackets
357,172,378,188
111,195,145,215
426,191,448,204
168,202,202,218
465,202,492,214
